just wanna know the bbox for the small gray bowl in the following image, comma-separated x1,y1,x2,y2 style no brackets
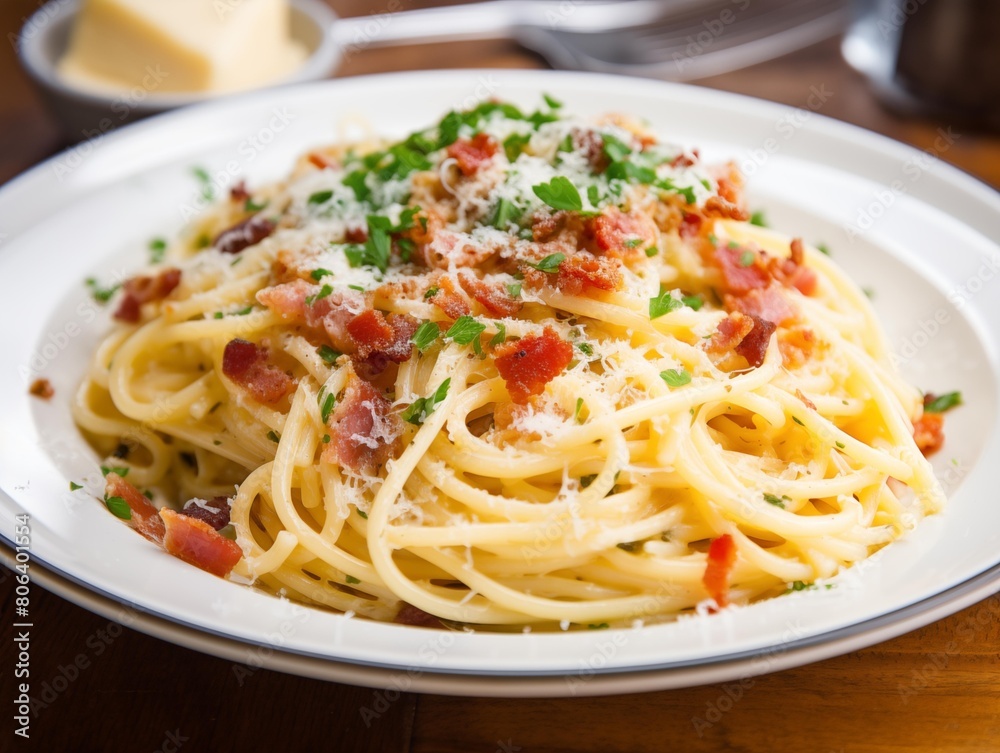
18,0,341,141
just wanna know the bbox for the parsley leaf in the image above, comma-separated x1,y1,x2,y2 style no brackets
311,268,333,281
69,481,83,491
308,190,333,206
489,322,507,346
574,397,584,423
507,282,522,298
526,252,565,274
682,294,704,311
346,575,362,585
490,197,518,229
763,493,789,508
85,277,121,304
660,369,691,387
649,290,681,319
533,176,583,212
305,284,333,306
503,132,531,162
543,93,563,109
749,210,768,227
266,430,281,443
436,110,462,148
654,178,696,203
317,345,341,364
577,342,594,357
445,316,486,345
411,321,441,351
924,391,962,413
342,170,370,202
320,392,336,423
100,465,129,477
602,133,632,163
401,379,451,426
104,496,131,520
148,237,167,264
739,250,755,267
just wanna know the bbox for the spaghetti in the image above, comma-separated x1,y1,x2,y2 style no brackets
73,98,948,628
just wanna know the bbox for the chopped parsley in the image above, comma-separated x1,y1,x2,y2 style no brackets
577,342,594,357
245,197,268,213
423,287,440,299
503,133,531,162
100,465,129,478
320,392,336,423
654,178,696,204
507,282,522,298
749,210,768,227
192,166,214,201
69,481,83,491
305,284,333,306
682,294,704,311
660,369,691,387
532,176,583,212
739,250,756,267
307,189,334,206
342,170,370,202
490,197,518,229
311,268,333,281
616,541,642,553
817,243,831,256
445,316,487,345
85,277,120,304
543,93,563,109
525,253,565,274
574,397,584,423
317,345,341,364
104,496,131,520
357,509,368,519
148,237,167,264
411,321,441,351
649,289,681,319
763,493,790,508
924,391,962,413
346,575,361,585
792,416,805,426
266,430,281,443
489,322,507,346
402,379,451,426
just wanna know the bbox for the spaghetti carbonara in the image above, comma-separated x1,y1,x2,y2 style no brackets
73,98,950,629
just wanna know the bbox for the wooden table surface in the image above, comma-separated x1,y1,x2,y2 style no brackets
2,1,999,751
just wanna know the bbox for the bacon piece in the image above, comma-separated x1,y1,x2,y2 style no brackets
552,255,622,296
573,128,610,173
29,378,54,400
678,212,703,239
493,328,574,404
221,339,295,405
257,280,364,353
214,215,275,255
458,272,523,317
447,133,498,176
229,180,249,203
160,508,242,578
713,246,770,295
913,413,945,456
735,315,776,368
394,603,444,628
105,473,165,544
778,327,819,368
345,225,368,244
703,534,737,608
586,208,657,258
768,238,818,296
113,268,181,323
428,277,471,320
703,195,749,222
307,151,338,170
725,285,797,327
349,311,418,380
180,496,231,531
669,152,697,169
707,312,755,356
325,376,401,474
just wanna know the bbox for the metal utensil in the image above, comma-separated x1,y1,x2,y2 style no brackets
331,0,850,80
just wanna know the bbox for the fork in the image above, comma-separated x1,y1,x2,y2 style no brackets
330,0,850,80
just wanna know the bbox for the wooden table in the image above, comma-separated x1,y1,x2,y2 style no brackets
1,2,998,750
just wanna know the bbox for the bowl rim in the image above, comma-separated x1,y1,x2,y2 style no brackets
16,0,342,111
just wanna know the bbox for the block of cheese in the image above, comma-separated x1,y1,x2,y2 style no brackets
58,0,306,94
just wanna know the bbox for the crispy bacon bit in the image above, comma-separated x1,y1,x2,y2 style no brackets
113,268,182,323
160,508,242,577
586,208,658,258
679,212,703,239
768,238,817,296
349,311,418,379
221,339,295,405
428,277,471,320
795,389,817,411
345,225,368,243
703,534,737,608
913,413,945,456
493,327,573,404
573,128,610,173
708,312,755,356
703,195,749,222
447,133,498,176
394,603,444,628
531,211,575,243
551,255,622,296
180,496,231,531
669,152,697,169
324,376,401,474
257,280,364,353
458,272,523,317
29,378,54,400
105,472,165,543
307,151,337,170
735,315,776,368
214,215,275,255
725,286,797,327
714,246,770,295
778,327,819,369
229,181,249,202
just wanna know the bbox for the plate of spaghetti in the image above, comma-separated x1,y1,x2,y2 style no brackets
2,71,999,695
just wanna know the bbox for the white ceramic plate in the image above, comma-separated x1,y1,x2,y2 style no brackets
2,70,999,696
